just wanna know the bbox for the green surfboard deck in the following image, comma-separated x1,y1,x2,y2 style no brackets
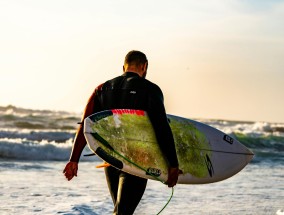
90,112,211,178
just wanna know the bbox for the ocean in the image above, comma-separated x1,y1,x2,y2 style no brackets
0,105,283,215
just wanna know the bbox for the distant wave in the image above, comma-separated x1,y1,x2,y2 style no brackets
0,105,283,162
0,105,80,130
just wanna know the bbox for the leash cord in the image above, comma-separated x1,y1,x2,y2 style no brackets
157,186,174,215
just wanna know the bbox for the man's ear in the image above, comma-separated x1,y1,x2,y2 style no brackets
123,65,125,72
143,62,148,72
142,71,147,78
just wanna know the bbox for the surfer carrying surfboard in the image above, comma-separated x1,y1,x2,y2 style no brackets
63,50,181,214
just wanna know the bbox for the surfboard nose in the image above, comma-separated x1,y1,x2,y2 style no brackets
246,148,254,164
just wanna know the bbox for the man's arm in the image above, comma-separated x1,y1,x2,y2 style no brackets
63,90,97,181
147,85,180,187
70,92,96,162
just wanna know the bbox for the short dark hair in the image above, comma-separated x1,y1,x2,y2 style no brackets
124,50,148,66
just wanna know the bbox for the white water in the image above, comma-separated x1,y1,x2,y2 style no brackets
0,160,283,215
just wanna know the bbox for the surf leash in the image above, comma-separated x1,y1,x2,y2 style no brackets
92,132,174,215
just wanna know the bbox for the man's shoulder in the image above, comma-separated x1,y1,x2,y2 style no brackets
144,79,161,91
94,75,123,91
102,75,124,89
95,83,104,91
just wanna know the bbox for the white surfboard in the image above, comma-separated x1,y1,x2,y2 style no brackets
84,109,254,184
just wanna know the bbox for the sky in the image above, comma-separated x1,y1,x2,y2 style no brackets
0,0,284,123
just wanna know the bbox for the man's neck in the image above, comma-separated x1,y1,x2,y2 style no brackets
124,70,143,77
123,64,147,78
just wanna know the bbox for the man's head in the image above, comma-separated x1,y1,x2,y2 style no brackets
123,50,148,78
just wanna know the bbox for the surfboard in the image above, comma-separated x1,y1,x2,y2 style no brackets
84,109,254,184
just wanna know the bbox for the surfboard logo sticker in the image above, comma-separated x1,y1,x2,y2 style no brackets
223,135,234,144
146,167,162,177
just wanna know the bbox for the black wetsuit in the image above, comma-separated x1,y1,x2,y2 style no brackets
93,72,178,214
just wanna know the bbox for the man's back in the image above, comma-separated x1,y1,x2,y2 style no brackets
94,72,163,113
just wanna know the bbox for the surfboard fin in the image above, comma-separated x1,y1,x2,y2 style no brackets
96,162,111,168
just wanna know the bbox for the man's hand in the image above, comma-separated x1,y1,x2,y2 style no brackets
63,161,78,181
165,167,182,187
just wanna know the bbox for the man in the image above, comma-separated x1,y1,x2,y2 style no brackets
63,50,180,215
